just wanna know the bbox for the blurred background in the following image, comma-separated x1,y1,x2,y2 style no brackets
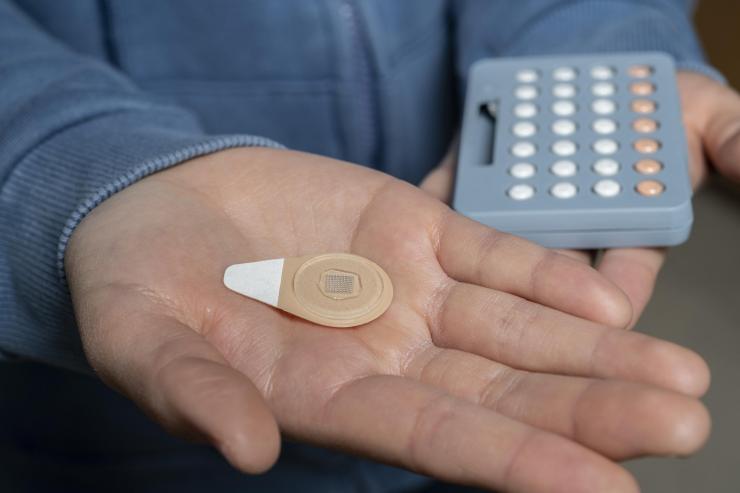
625,2,740,491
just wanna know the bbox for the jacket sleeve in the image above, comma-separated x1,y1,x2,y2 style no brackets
452,0,725,84
0,1,282,373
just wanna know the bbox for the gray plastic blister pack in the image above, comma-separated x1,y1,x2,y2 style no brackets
453,52,693,249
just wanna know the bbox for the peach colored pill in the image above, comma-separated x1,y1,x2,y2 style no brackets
630,81,655,95
629,65,653,78
634,159,664,175
633,118,659,133
636,180,665,196
634,138,661,154
631,99,657,114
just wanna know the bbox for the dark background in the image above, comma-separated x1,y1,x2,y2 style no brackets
696,0,740,88
625,2,740,491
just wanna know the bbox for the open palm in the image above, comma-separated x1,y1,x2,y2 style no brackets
66,147,709,493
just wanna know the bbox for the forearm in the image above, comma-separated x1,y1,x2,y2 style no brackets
0,1,280,372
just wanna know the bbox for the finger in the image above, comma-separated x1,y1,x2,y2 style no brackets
419,162,455,203
79,294,280,473
686,124,708,187
596,248,666,327
555,248,594,264
437,213,632,328
316,375,638,493
557,245,665,329
705,102,740,183
680,73,740,182
705,117,740,181
430,281,709,396
409,348,710,459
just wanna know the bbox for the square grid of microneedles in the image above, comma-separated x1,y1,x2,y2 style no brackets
496,59,669,203
324,273,355,294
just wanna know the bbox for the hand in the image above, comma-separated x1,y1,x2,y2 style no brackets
67,147,709,493
424,71,740,326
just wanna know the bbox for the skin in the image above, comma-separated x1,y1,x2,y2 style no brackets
64,71,737,492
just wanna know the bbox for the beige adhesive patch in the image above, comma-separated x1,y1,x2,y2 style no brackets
224,254,393,328
278,253,393,328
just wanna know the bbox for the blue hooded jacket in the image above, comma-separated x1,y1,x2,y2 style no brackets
0,1,722,491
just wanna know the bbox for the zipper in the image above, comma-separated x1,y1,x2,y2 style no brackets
338,0,380,166
98,0,120,67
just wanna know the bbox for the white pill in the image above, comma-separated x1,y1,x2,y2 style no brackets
512,121,538,138
550,182,578,199
553,67,577,81
592,82,616,97
592,99,617,115
551,160,578,177
593,179,621,197
517,69,539,83
551,119,577,136
508,184,535,200
592,118,618,134
514,102,538,118
593,138,619,155
515,85,539,100
509,162,536,179
552,83,577,98
551,140,577,156
592,158,620,176
591,65,615,80
552,100,577,116
511,141,537,158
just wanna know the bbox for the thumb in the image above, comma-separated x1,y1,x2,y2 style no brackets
76,291,281,473
419,136,459,203
705,96,740,183
681,72,740,182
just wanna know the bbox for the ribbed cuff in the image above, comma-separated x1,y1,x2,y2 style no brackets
0,108,282,373
56,132,283,282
